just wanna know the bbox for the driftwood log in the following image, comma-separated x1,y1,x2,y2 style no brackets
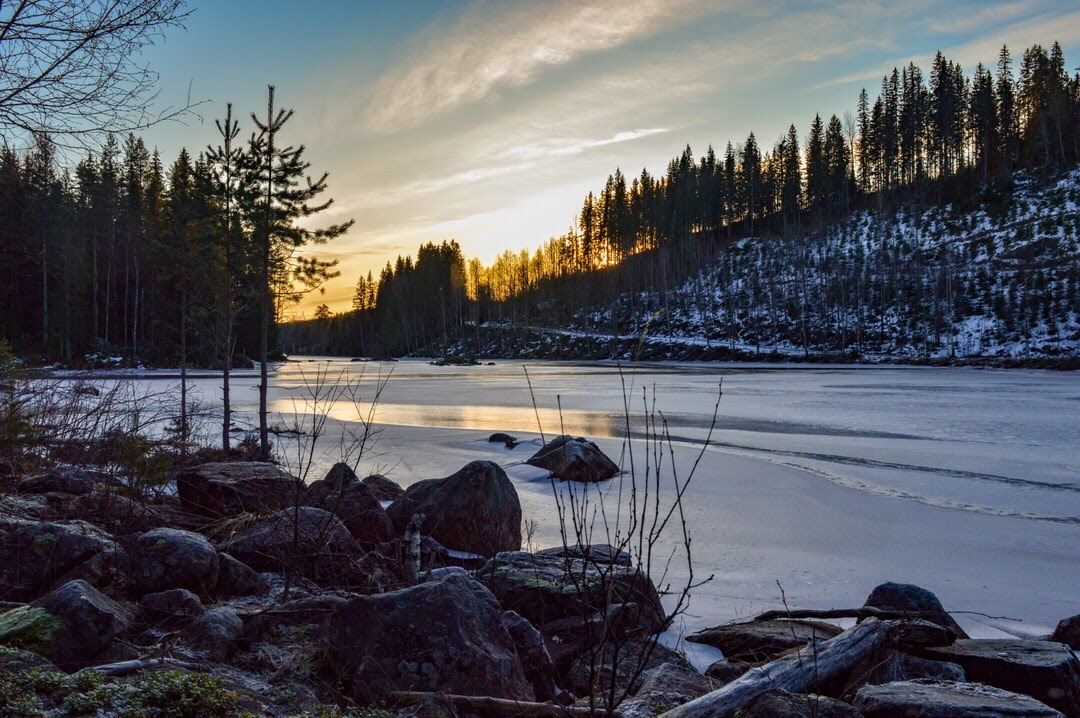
660,619,953,718
74,657,200,677
390,691,617,717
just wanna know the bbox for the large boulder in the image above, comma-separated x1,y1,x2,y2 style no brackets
320,573,533,703
536,543,632,567
216,507,360,579
1051,614,1080,649
303,463,394,545
181,607,243,660
386,461,522,556
362,474,405,503
921,639,1080,716
12,580,131,670
214,553,267,597
176,462,301,518
526,435,619,483
563,637,691,699
476,550,666,636
0,517,116,601
60,492,160,534
18,466,98,495
863,582,968,638
854,680,1064,718
686,619,843,662
129,528,220,597
139,588,206,630
501,610,559,702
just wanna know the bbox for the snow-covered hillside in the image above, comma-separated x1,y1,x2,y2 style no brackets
558,171,1080,360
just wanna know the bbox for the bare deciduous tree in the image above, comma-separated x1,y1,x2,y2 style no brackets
0,0,192,146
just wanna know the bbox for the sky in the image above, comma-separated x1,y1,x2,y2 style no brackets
138,0,1080,317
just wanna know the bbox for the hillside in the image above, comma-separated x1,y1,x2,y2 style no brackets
450,170,1079,364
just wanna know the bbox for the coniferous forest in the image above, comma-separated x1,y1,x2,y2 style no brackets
282,42,1080,363
3,42,1080,364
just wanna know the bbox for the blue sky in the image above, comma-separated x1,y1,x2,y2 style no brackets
139,0,1080,315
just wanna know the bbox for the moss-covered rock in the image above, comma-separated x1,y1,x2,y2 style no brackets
0,606,62,656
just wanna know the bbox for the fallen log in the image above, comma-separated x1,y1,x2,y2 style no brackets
659,619,952,718
753,606,932,622
74,657,200,678
389,691,617,717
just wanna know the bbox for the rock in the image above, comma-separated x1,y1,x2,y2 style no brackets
386,461,522,556
176,461,302,518
526,435,619,483
362,474,404,502
685,619,843,662
217,507,360,580
705,659,756,685
26,579,130,670
321,573,533,703
488,432,518,447
922,639,1080,716
865,650,966,684
214,553,267,597
18,465,98,495
181,607,243,660
130,528,220,597
303,463,394,545
636,659,711,698
423,566,470,583
1051,614,1080,649
0,517,116,600
564,637,691,699
0,646,56,673
139,588,205,628
394,695,460,718
535,543,633,567
854,680,1064,718
476,550,666,637
501,610,559,701
619,692,699,718
739,690,863,718
863,582,968,638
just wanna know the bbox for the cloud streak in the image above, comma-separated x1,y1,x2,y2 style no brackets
364,0,713,132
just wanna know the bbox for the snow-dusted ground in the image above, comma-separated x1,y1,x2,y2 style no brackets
84,357,1079,657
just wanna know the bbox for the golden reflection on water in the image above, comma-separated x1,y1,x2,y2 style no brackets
270,398,623,438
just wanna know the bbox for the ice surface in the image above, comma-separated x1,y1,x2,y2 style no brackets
67,358,1080,643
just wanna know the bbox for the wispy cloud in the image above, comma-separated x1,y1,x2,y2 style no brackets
502,128,671,161
364,0,718,132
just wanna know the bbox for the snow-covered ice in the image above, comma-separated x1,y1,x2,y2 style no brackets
76,358,1080,646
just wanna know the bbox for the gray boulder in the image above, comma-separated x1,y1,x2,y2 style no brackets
130,528,219,597
526,435,619,483
25,579,130,670
216,507,359,579
386,461,522,556
476,550,666,636
863,582,968,638
181,606,243,660
176,461,301,518
18,466,98,495
214,553,267,597
0,517,116,601
855,680,1063,718
1051,614,1080,649
321,573,533,703
139,588,205,629
303,463,394,545
686,619,842,662
362,474,404,503
501,610,559,702
922,639,1079,716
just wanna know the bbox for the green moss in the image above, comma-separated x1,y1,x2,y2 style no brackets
0,607,62,656
31,533,57,552
153,538,168,551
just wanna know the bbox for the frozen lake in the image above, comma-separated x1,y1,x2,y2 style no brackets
110,358,1080,650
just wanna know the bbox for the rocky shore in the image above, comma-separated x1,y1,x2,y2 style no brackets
1,438,1078,717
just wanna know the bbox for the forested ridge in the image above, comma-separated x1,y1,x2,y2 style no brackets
284,42,1080,363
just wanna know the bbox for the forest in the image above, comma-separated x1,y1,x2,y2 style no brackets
281,42,1080,361
2,43,1079,364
